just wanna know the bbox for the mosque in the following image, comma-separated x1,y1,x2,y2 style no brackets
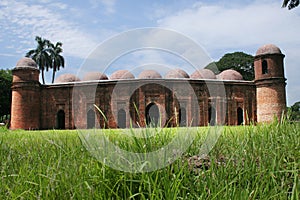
10,44,287,130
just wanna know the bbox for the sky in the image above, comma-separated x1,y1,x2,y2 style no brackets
0,0,300,106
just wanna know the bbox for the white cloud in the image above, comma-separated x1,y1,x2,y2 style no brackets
157,0,300,105
81,28,214,78
158,1,300,51
0,0,99,59
49,2,68,10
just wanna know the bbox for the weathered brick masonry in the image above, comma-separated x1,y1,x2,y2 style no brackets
10,44,287,129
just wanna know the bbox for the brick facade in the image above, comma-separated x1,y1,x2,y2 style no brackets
10,44,287,129
254,44,287,122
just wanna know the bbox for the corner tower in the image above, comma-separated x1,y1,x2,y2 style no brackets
254,44,287,123
10,57,41,129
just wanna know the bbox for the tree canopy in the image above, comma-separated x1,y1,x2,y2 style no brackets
289,101,300,121
26,36,64,84
26,36,51,84
205,52,254,81
0,69,12,122
48,42,65,83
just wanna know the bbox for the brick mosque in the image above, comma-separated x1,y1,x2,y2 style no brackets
10,44,287,130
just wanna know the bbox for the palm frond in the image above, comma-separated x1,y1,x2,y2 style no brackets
282,0,299,9
282,0,290,7
25,49,36,57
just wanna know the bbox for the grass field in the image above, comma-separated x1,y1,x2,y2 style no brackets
0,121,299,199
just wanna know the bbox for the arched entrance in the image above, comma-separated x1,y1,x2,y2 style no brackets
146,103,160,127
179,108,186,127
237,107,243,125
208,106,216,126
87,109,95,129
56,110,65,129
118,109,126,128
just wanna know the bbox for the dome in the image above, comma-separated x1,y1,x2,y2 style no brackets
217,69,243,80
165,69,190,78
55,74,81,83
16,57,37,68
138,70,162,79
256,44,282,56
110,70,135,80
82,72,108,81
190,69,216,79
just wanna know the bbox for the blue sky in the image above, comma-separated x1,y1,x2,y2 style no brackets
0,0,300,105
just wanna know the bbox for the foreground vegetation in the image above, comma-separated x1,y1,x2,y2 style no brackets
0,121,299,199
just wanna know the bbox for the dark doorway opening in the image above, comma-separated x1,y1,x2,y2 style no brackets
146,103,160,127
87,109,95,129
56,110,65,129
262,60,268,74
237,107,243,125
208,106,216,126
118,109,126,128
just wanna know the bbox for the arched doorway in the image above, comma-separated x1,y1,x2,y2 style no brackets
146,103,160,127
118,109,126,128
56,110,65,129
208,106,216,126
87,109,95,129
237,107,243,125
179,108,186,127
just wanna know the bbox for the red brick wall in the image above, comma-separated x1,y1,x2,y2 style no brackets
37,80,256,129
254,53,287,123
10,68,40,130
254,54,285,80
11,72,259,129
256,81,286,122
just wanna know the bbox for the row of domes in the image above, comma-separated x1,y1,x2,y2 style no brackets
55,68,244,83
14,57,244,83
16,44,283,83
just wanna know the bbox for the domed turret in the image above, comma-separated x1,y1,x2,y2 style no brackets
110,70,135,80
256,44,282,56
12,57,39,82
165,69,189,79
16,57,37,68
10,57,40,130
254,44,286,123
254,44,285,81
138,70,162,79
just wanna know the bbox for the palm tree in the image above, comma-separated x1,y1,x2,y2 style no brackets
48,42,64,83
282,0,299,9
26,36,51,84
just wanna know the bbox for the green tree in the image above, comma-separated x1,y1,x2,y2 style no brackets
26,36,64,84
0,69,12,122
48,42,64,83
26,36,51,84
204,62,219,74
289,101,300,121
206,52,254,81
282,0,299,9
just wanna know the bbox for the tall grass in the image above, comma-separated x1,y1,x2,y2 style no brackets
0,121,299,199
